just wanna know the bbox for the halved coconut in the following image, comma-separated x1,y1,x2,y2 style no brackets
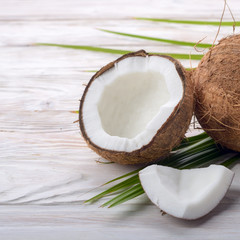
79,50,194,164
139,164,234,220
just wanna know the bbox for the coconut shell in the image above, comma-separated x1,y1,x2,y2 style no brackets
79,50,194,164
193,34,240,152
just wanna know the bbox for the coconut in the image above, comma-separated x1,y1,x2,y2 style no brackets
79,50,194,164
193,34,240,152
139,164,234,220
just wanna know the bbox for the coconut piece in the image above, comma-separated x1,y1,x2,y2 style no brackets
193,34,240,152
139,164,234,220
79,50,194,164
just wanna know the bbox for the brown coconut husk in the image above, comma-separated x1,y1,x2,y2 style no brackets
79,50,194,164
193,34,240,152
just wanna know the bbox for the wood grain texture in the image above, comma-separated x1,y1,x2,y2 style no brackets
0,0,240,239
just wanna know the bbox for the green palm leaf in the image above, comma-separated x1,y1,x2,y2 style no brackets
101,184,144,208
98,29,212,48
85,133,240,207
36,43,203,60
35,43,130,54
134,18,240,26
84,175,139,204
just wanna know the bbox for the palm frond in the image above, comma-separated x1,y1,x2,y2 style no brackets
85,133,240,207
36,43,203,60
134,18,240,26
35,43,131,54
98,29,212,48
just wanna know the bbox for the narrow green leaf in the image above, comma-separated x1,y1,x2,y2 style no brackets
99,29,212,48
83,70,97,73
134,18,240,26
84,175,138,203
178,150,225,169
103,169,141,185
36,43,131,55
221,154,240,167
109,188,144,208
166,147,219,168
168,137,214,162
101,184,144,208
36,43,203,60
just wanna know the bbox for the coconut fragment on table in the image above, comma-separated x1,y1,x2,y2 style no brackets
139,164,234,220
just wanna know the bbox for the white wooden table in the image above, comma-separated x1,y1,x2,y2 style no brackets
1,0,240,239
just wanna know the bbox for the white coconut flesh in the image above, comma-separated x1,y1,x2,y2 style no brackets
139,164,234,220
82,56,183,152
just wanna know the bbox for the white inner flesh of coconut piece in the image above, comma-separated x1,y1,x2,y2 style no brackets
82,56,183,152
139,164,234,220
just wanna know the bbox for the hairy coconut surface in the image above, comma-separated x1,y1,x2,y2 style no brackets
79,50,194,164
194,34,240,152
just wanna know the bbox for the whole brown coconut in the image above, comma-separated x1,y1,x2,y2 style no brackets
193,34,240,152
79,50,194,164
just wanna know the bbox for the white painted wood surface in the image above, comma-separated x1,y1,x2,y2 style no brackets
1,0,240,239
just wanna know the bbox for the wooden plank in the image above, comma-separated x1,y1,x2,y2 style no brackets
0,196,240,239
0,0,239,20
